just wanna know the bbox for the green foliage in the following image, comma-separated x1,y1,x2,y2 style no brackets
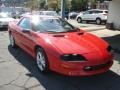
39,1,46,9
97,0,104,3
71,0,88,11
26,0,38,10
25,0,103,11
47,0,60,11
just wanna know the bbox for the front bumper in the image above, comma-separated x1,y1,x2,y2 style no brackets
58,60,113,76
49,50,114,76
0,22,8,28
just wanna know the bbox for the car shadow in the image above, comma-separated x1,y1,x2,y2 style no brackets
103,34,120,53
102,34,120,64
8,46,120,90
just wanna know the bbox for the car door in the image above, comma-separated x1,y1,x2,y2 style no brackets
17,17,35,56
93,10,104,20
82,10,94,20
9,19,22,45
88,10,97,21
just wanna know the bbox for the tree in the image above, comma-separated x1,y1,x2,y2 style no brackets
71,0,88,11
98,0,104,3
88,0,97,9
47,0,60,11
26,0,38,10
39,0,46,9
67,0,72,11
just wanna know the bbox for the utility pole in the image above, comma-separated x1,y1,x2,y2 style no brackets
61,0,65,19
37,0,40,10
45,0,48,5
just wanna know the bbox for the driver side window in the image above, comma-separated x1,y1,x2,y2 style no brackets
84,11,93,14
18,18,31,30
84,11,89,14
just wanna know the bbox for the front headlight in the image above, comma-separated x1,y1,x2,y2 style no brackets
107,46,114,53
61,54,86,62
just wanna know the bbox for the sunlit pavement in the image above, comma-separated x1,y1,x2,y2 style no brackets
0,28,120,90
68,19,106,31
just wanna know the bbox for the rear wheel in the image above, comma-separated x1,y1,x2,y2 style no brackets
96,18,101,25
77,17,82,23
9,33,17,48
86,21,89,24
36,47,49,73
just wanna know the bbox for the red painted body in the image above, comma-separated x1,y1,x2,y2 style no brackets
8,16,114,76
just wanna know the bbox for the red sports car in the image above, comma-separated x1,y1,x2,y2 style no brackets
8,15,114,76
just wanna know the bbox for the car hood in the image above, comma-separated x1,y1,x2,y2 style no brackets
42,32,108,54
0,18,14,22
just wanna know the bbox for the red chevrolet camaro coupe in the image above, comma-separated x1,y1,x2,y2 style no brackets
8,15,114,76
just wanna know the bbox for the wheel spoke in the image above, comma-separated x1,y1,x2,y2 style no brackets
96,19,101,24
9,34,14,46
37,51,46,71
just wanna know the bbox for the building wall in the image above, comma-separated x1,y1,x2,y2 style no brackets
107,0,120,29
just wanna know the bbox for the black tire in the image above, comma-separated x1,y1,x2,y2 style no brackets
36,47,49,73
9,33,17,48
96,18,101,25
86,21,89,24
77,17,82,23
104,21,107,24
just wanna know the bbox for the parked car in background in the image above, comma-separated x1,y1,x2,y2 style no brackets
76,9,108,24
0,12,14,28
8,15,114,76
11,11,24,19
11,12,17,18
69,12,78,19
33,11,60,17
20,12,31,18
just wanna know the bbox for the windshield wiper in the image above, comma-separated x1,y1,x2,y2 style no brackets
46,31,60,33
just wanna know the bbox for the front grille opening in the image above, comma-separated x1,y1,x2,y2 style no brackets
84,61,112,71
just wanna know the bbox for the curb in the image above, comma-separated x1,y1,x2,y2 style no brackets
81,27,106,32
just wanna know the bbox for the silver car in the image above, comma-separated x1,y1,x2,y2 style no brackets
0,12,14,28
33,11,60,17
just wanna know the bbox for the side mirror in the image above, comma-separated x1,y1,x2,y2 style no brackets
22,29,30,33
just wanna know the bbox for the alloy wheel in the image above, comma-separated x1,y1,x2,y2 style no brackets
36,48,48,72
77,18,82,23
9,33,15,47
96,18,101,25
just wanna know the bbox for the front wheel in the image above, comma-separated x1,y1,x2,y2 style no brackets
77,17,82,23
36,47,49,73
9,33,17,48
96,18,101,25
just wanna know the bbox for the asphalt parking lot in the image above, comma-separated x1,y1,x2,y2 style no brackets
0,27,120,90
